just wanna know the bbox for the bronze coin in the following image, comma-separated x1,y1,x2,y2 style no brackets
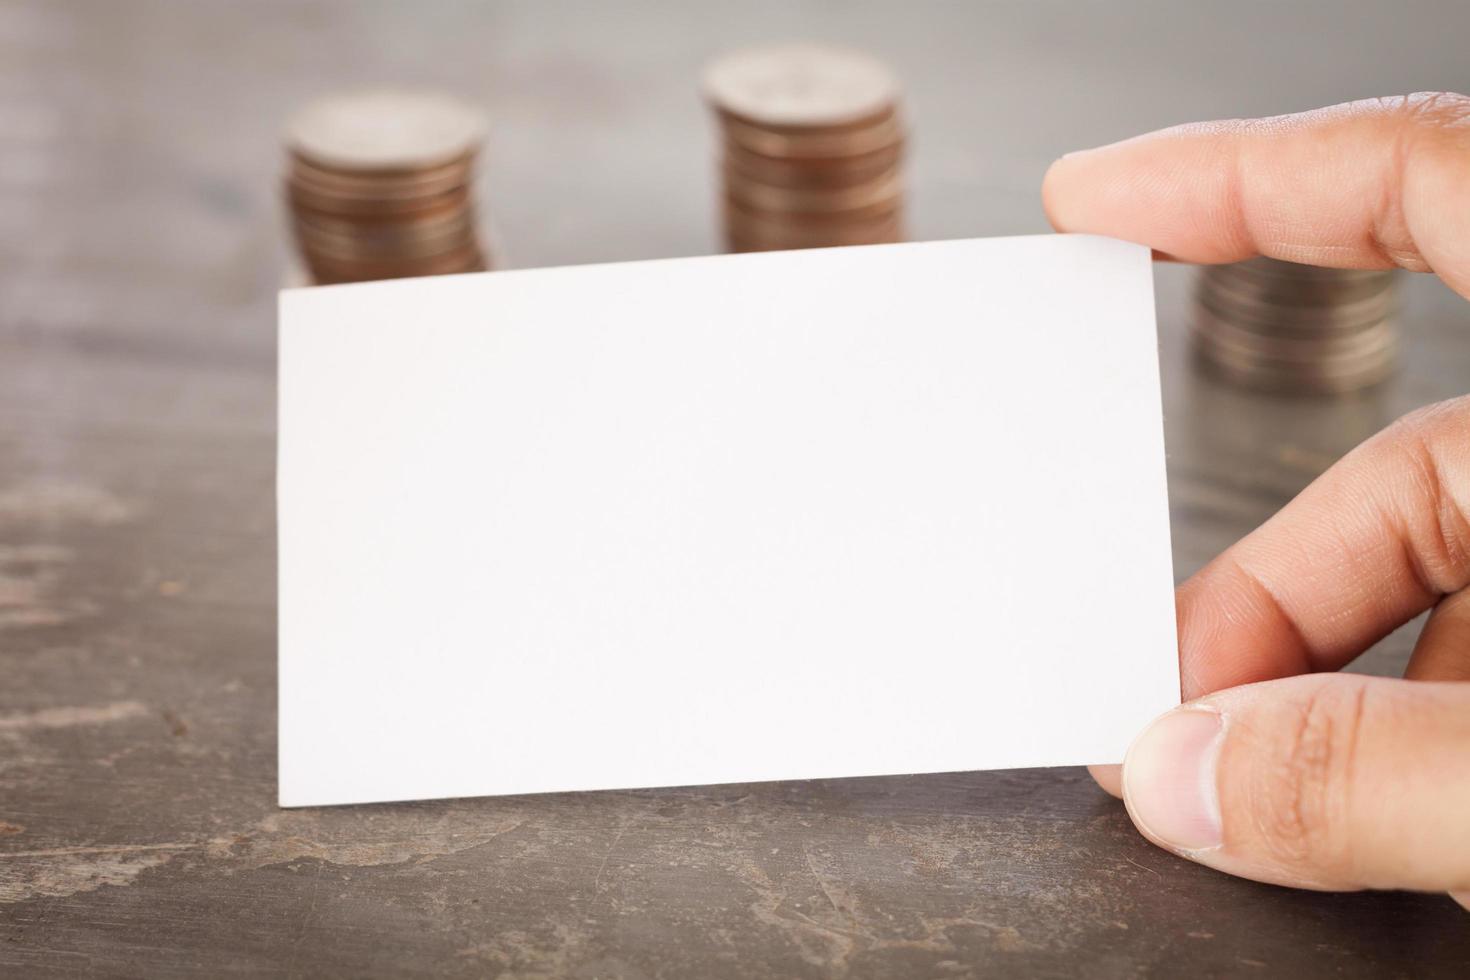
725,167,902,214
725,211,903,251
720,115,904,160
294,206,473,241
289,149,475,182
305,243,486,283
288,157,475,203
310,254,488,285
286,180,473,220
723,140,903,188
293,219,479,263
724,194,901,229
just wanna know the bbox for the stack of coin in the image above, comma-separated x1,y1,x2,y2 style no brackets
1192,258,1399,394
284,90,489,285
702,43,905,253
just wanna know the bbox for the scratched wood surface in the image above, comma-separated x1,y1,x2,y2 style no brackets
2,2,1469,977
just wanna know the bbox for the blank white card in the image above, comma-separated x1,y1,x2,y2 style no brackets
278,235,1178,807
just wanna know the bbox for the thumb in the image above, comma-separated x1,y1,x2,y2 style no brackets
1121,673,1470,894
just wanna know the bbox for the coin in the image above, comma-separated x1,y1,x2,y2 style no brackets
286,90,487,172
728,227,902,252
282,90,491,284
724,139,903,188
704,45,906,254
289,156,473,203
305,243,485,284
725,171,901,214
288,150,473,185
1193,309,1395,363
703,44,899,129
292,218,476,263
1197,281,1397,333
286,179,474,219
1194,342,1397,394
294,206,472,241
720,114,903,160
725,208,902,251
725,192,900,227
1191,259,1398,394
1205,262,1393,309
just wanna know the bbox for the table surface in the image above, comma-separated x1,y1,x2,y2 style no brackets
3,2,1469,976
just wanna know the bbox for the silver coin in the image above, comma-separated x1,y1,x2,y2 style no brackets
1236,256,1392,282
286,90,487,172
1193,310,1395,364
1191,259,1399,394
1202,263,1395,309
1194,350,1395,394
1196,281,1398,334
703,44,899,128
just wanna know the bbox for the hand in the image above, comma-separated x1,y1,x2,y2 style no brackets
1042,93,1470,908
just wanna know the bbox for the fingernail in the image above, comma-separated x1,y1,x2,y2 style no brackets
1047,149,1092,173
1123,708,1224,852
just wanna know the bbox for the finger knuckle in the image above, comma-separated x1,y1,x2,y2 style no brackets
1381,401,1470,595
1350,95,1470,270
1389,393,1470,435
1249,681,1369,876
1398,92,1470,130
1394,93,1470,166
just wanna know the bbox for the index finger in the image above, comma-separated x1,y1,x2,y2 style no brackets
1174,398,1470,697
1089,397,1470,799
1041,95,1470,698
1042,93,1470,299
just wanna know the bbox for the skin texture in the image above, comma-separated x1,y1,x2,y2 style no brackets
1042,93,1470,910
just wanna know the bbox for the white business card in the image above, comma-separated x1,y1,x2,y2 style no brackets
278,235,1177,807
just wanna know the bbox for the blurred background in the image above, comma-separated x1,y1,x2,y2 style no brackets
5,0,1467,344
8,0,1469,620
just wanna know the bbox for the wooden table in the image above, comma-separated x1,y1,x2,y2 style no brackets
3,2,1468,976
